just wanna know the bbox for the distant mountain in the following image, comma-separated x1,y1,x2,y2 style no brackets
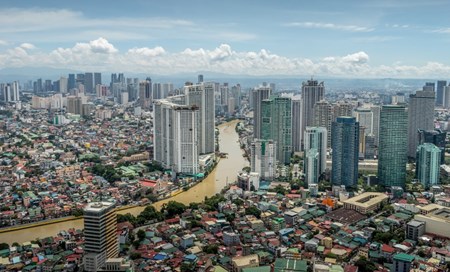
0,66,434,92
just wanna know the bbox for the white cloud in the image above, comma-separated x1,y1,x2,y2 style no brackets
431,28,450,34
283,22,374,32
20,43,36,50
1,38,450,78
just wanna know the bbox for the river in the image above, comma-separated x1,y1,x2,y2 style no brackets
0,120,248,245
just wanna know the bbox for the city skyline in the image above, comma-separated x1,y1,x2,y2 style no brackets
1,1,450,78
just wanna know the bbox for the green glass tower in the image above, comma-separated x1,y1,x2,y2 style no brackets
416,143,441,188
261,96,292,164
378,105,408,188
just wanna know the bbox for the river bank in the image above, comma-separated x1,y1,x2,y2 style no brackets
0,120,248,245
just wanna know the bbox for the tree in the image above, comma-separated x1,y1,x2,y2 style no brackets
203,244,219,254
137,229,146,241
72,209,84,217
130,252,141,260
245,206,261,218
355,257,377,272
163,201,187,218
242,166,251,173
0,243,9,250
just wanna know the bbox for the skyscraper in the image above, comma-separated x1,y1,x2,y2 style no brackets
416,143,441,189
153,99,199,174
94,72,102,87
418,129,446,163
436,80,447,106
83,202,118,272
84,72,94,93
444,86,450,109
198,74,204,83
313,100,333,147
354,108,373,135
331,117,359,190
304,127,327,186
301,79,324,149
332,101,354,120
68,74,76,90
378,105,408,188
59,77,68,93
370,105,381,146
423,82,435,92
261,96,292,164
184,82,215,154
252,86,271,139
251,139,277,180
407,90,435,158
139,79,152,109
291,98,302,152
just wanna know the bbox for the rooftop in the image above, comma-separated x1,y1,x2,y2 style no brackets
393,253,415,262
343,192,388,208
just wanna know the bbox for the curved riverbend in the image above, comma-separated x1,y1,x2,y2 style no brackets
0,120,248,245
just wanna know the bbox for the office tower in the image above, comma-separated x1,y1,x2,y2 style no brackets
76,74,85,88
68,74,76,90
444,86,450,109
84,72,94,93
291,98,302,152
251,139,277,180
418,129,446,163
436,80,447,106
378,105,408,188
313,100,333,147
370,105,381,146
416,143,441,188
185,82,215,154
231,84,241,109
44,79,52,92
111,73,118,84
139,79,152,109
153,100,199,174
365,135,376,159
354,108,373,135
331,117,359,190
198,74,204,83
252,86,271,139
423,82,435,92
304,127,327,185
407,90,435,158
118,73,125,83
301,79,324,148
94,72,102,87
83,202,118,272
59,77,68,93
220,84,229,113
261,96,292,164
36,78,43,93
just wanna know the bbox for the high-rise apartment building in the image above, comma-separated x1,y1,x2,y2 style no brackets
59,77,68,93
313,100,333,147
139,79,152,109
2,82,20,102
407,90,435,158
291,98,302,152
301,79,324,148
153,99,200,174
304,127,327,186
83,202,118,272
416,143,441,188
354,108,373,135
370,105,381,146
251,139,277,180
378,105,408,188
436,80,447,106
331,117,359,190
423,82,435,92
261,96,292,164
332,101,354,120
304,127,327,176
418,129,446,163
184,82,215,154
252,86,271,139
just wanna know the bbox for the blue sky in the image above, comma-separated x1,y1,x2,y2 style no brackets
1,0,450,77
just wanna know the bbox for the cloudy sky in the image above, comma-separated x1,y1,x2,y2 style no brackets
1,0,450,78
